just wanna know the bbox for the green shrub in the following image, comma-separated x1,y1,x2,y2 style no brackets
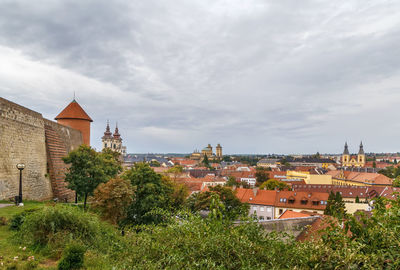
9,209,38,231
18,205,116,251
58,243,85,270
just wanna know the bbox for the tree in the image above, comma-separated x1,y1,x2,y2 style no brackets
150,160,161,167
355,195,360,203
222,155,232,162
259,179,289,191
372,161,376,168
393,176,400,187
255,167,270,185
63,145,120,209
92,177,134,224
225,176,238,187
166,165,184,181
202,155,210,167
122,163,182,225
185,185,249,220
324,191,347,220
161,175,188,209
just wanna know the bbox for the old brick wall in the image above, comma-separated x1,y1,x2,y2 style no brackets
0,98,53,200
43,119,82,201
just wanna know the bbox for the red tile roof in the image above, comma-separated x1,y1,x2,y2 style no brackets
279,210,312,219
235,188,277,205
55,100,93,122
274,190,329,211
326,170,392,185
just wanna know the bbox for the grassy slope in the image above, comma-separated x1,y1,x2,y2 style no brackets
0,202,57,269
0,202,115,270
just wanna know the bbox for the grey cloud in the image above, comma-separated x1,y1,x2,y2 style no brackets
1,0,400,153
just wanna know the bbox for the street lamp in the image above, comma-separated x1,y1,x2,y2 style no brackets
16,163,25,206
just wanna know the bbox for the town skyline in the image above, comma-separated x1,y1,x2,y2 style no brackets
1,1,400,154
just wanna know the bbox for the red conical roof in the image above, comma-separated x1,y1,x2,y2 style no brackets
55,99,93,122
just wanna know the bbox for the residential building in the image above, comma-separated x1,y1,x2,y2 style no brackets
274,190,329,217
326,170,392,186
236,188,276,220
286,171,333,185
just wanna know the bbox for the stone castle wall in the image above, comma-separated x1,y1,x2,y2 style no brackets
43,119,82,201
0,97,83,201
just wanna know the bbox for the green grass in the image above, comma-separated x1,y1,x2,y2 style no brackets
0,201,59,269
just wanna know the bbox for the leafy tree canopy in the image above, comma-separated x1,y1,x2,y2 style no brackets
122,163,185,225
259,179,289,191
185,185,249,220
63,145,121,209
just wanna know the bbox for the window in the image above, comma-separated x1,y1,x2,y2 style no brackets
312,201,319,206
267,217,271,220
279,209,283,215
301,199,308,205
267,208,272,212
253,206,258,211
260,207,265,212
259,216,265,221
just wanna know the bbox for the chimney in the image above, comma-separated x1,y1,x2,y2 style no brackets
253,187,259,197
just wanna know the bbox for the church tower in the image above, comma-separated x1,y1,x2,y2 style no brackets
55,99,92,145
342,142,350,165
102,121,113,150
216,144,222,158
358,141,365,166
102,122,126,155
112,123,122,152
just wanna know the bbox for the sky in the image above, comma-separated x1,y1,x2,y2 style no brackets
1,0,400,155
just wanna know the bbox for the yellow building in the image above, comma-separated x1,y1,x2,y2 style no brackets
216,144,222,158
201,144,213,157
190,144,222,161
286,171,333,185
341,142,365,167
327,170,392,187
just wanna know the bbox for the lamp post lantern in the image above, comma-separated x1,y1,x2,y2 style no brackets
16,163,25,206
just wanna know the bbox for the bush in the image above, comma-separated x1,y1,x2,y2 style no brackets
9,209,38,231
18,205,117,251
92,177,134,224
58,243,85,270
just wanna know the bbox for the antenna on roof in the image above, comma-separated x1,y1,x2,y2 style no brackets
73,91,76,102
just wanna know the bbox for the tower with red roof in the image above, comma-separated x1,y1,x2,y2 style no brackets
55,99,93,145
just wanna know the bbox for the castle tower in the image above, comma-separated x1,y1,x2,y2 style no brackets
358,141,365,166
102,121,113,150
216,143,222,158
342,142,350,165
55,99,92,145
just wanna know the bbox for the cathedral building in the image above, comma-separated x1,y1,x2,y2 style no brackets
341,142,365,167
190,144,223,160
102,122,126,155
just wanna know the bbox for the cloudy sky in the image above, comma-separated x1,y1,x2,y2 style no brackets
1,0,400,154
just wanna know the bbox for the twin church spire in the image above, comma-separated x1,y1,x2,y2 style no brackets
102,121,126,155
342,141,365,167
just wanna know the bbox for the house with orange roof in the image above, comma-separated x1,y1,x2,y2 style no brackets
274,190,329,217
228,171,257,187
236,188,277,220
